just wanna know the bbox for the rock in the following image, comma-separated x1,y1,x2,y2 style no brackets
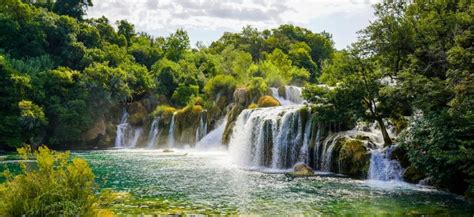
403,165,425,183
257,95,281,107
292,163,314,176
389,146,410,168
128,102,147,126
278,86,286,98
162,149,174,153
234,88,250,106
338,138,370,178
81,116,106,141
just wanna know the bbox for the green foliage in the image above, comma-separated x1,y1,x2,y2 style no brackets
400,112,473,198
172,84,199,106
0,146,99,216
204,75,237,99
52,0,93,20
152,105,177,117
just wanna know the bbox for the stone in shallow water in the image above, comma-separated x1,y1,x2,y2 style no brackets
290,163,314,176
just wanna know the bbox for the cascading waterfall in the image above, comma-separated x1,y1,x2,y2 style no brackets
195,112,208,143
270,86,305,106
167,112,177,148
368,146,404,181
147,118,161,148
115,110,130,148
320,133,345,172
196,117,227,150
228,105,309,169
128,128,143,148
285,86,304,104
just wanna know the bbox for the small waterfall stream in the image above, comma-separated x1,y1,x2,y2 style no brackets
368,146,404,181
270,86,305,106
115,110,130,148
195,112,208,143
196,117,227,150
147,118,161,148
167,112,177,148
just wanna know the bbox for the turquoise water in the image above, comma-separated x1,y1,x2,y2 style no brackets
2,149,474,215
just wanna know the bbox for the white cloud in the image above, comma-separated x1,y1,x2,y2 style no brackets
86,0,380,48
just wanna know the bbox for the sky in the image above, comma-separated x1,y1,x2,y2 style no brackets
87,0,380,50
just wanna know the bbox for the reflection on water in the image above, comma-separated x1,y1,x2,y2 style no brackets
2,149,474,215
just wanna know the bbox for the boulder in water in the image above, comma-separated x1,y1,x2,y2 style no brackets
257,95,281,107
338,138,369,178
162,149,174,153
289,163,314,177
403,165,425,183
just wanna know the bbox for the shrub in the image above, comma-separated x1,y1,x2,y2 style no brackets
0,146,99,216
257,95,281,107
204,75,237,99
152,105,176,117
248,103,258,109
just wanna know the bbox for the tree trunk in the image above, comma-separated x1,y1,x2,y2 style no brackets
376,117,392,147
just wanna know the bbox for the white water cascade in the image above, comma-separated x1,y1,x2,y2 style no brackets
128,128,143,148
228,105,309,169
270,86,305,106
196,117,227,150
368,146,404,181
167,112,177,148
114,110,130,148
147,118,161,148
195,112,208,143
114,109,143,148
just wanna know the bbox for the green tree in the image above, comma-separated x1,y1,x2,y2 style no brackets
52,0,93,20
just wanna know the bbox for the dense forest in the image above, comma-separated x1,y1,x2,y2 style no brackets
0,0,472,200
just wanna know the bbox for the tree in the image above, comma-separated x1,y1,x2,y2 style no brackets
117,20,136,45
52,0,92,20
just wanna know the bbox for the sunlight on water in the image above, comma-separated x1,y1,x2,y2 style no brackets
63,150,474,215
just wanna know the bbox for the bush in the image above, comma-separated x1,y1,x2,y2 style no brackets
0,146,99,216
204,75,237,99
152,105,176,117
171,84,199,106
257,95,281,107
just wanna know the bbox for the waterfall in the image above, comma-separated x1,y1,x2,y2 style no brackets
285,86,304,104
320,133,344,172
114,109,143,148
368,146,404,181
167,112,177,148
115,110,129,148
147,118,161,148
298,114,312,164
270,86,305,106
195,112,208,143
228,105,309,169
128,128,143,148
196,117,227,150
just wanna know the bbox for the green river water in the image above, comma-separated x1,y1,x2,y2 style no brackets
1,149,474,216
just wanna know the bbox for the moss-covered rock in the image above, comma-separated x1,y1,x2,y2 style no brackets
128,102,147,126
248,103,258,109
257,95,281,107
152,105,176,118
278,85,286,98
81,116,106,141
222,104,244,144
338,138,369,178
403,165,425,183
174,105,203,145
290,163,314,176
